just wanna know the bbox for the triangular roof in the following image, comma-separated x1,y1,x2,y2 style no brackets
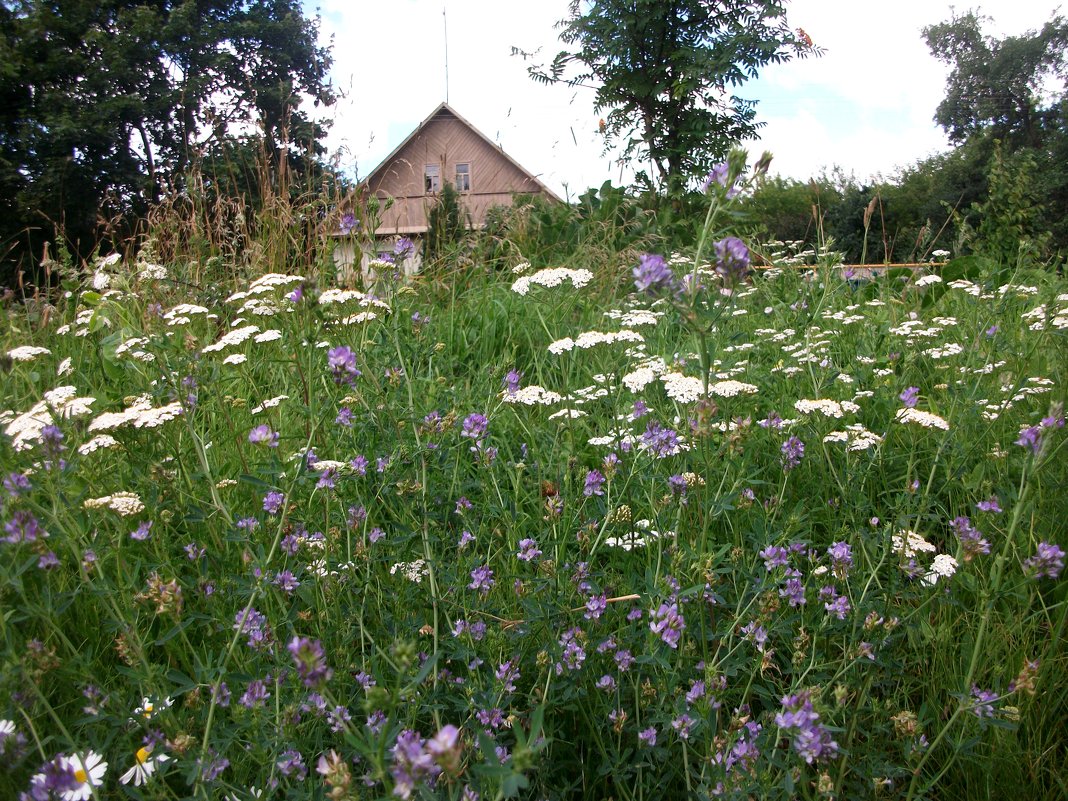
361,102,564,204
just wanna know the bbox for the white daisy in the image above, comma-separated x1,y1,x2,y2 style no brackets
132,696,173,721
62,751,107,801
119,746,170,786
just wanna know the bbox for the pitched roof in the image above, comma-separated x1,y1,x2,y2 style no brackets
360,102,564,204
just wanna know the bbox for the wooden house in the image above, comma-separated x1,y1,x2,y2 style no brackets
334,102,563,283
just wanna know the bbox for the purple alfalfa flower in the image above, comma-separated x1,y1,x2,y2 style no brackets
248,424,279,447
426,724,462,775
970,685,999,719
741,620,768,653
130,520,153,541
236,516,258,533
315,467,337,490
263,491,285,515
503,369,522,396
952,516,990,560
4,510,44,544
240,678,270,709
198,751,229,782
339,213,358,236
671,714,695,740
31,753,79,797
368,527,385,544
468,565,494,596
714,236,750,283
641,420,681,458
516,538,541,562
758,411,783,430
1016,425,1043,455
650,602,685,649
557,627,586,671
335,406,354,427
821,587,851,620
277,749,307,780
583,469,606,497
899,386,920,408
585,594,608,621
288,636,333,688
614,649,635,671
779,576,807,607
460,413,488,440
638,726,657,747
37,551,59,570
686,679,706,706
759,545,790,571
667,474,687,498
476,707,506,731
274,570,299,593
775,692,838,763
827,541,854,575
4,471,30,497
287,284,304,303
458,529,475,549
234,607,271,650
391,730,440,800
327,345,361,386
633,253,676,295
1023,542,1065,580
394,237,415,259
976,496,1002,514
632,400,650,420
781,435,805,471
596,673,616,691
495,661,520,693
702,161,739,197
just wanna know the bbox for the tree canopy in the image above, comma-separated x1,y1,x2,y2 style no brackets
527,0,821,193
0,0,333,276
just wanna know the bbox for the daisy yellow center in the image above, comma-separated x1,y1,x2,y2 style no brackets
136,746,151,764
74,768,88,783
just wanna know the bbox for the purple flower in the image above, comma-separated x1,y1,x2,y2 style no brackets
394,237,415,259
1016,425,1043,455
759,545,790,571
759,411,783,430
596,673,616,691
4,472,30,497
327,346,361,385
185,542,204,561
779,576,807,607
632,400,649,420
516,538,541,562
237,517,258,532
671,713,695,740
460,413,488,440
970,685,999,719
899,386,920,408
633,253,675,295
775,692,838,763
339,213,358,235
614,649,635,671
741,620,768,652
823,592,851,620
391,730,440,800
503,369,522,396
37,550,59,569
585,594,608,620
828,541,853,575
468,565,495,595
641,421,681,458
335,406,355,427
3,510,44,543
976,497,1002,514
130,520,153,541
240,678,270,708
638,726,657,747
781,436,805,471
952,516,990,560
288,636,333,688
458,529,475,549
686,679,706,706
714,236,750,283
1023,542,1064,580
234,607,271,650
263,491,285,515
248,424,279,447
584,469,606,497
277,749,307,780
650,602,685,649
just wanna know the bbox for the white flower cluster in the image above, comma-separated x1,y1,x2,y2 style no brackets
605,308,663,327
3,386,97,451
115,337,155,362
604,519,672,551
923,343,963,360
78,434,121,455
84,491,145,516
661,373,704,404
202,324,260,353
708,379,759,398
548,329,643,354
390,560,430,583
894,408,950,431
250,395,289,415
226,273,303,303
88,396,183,432
511,267,594,296
503,385,563,406
823,424,883,451
922,553,959,586
794,399,856,419
892,529,937,558
914,274,943,287
7,345,51,362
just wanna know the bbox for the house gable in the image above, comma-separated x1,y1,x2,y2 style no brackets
362,103,562,236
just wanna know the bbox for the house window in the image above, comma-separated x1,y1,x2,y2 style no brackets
455,162,471,192
424,164,440,193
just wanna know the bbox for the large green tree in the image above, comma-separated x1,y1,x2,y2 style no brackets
527,0,820,193
0,0,332,276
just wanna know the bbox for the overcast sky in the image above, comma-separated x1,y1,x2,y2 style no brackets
306,1,1060,199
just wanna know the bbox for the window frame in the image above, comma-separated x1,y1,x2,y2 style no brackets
424,163,441,193
454,162,471,192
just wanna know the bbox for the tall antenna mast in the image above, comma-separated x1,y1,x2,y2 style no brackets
443,3,450,103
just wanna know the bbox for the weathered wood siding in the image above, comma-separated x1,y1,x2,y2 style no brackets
366,108,549,235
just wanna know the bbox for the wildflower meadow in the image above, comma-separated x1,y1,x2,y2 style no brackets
1,155,1066,801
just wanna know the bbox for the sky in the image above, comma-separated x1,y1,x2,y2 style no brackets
305,0,1060,199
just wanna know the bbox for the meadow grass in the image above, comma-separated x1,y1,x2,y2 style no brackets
1,161,1066,801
